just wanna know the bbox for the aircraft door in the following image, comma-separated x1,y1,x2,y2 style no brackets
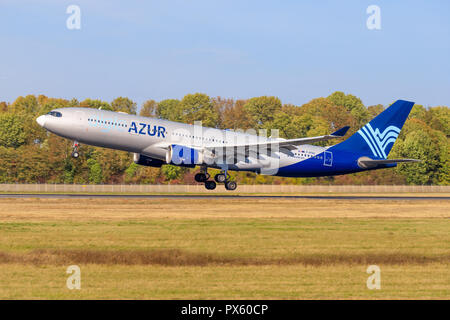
73,110,88,139
75,111,85,127
323,151,333,167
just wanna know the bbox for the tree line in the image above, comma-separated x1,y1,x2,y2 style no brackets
0,92,448,185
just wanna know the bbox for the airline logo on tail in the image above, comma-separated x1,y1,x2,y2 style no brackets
357,123,400,158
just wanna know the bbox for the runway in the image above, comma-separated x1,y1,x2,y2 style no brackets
0,193,448,201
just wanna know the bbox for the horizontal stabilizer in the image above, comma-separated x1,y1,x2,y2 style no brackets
331,126,350,137
358,157,421,169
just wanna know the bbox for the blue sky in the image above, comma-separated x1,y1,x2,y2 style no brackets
0,0,449,108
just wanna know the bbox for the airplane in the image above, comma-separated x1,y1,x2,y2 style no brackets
36,99,420,190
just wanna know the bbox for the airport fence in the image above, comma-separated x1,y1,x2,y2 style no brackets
0,184,449,193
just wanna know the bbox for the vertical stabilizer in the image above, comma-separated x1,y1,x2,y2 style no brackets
331,100,414,159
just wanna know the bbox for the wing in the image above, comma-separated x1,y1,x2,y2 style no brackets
206,126,350,152
148,126,350,166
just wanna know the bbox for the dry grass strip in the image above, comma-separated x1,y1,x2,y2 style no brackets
0,249,448,266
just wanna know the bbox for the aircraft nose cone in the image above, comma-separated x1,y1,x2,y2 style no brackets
36,115,46,127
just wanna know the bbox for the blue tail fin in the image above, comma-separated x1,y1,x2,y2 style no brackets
331,100,414,159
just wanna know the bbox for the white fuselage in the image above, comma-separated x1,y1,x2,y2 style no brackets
37,107,326,175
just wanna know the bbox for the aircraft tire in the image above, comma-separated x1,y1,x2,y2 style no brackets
195,173,208,182
214,174,226,183
205,180,216,190
225,181,237,191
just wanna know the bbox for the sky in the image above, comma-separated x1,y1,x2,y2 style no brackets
0,0,449,109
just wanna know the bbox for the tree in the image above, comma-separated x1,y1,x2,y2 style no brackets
80,99,111,111
408,104,426,121
15,144,53,183
243,96,282,128
11,95,38,114
140,100,158,117
367,104,384,118
328,91,369,127
87,158,102,184
0,93,447,186
281,104,302,117
271,112,292,138
391,130,433,184
124,162,139,182
111,97,137,114
300,98,353,133
38,97,71,115
328,91,364,112
179,93,219,127
94,148,130,183
0,102,8,113
428,106,450,136
0,146,17,182
212,97,237,129
157,99,182,121
221,99,252,130
300,97,332,116
434,131,449,185
0,113,27,148
391,119,447,185
161,165,182,181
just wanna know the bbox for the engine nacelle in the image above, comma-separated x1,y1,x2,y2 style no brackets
165,145,204,168
133,153,165,167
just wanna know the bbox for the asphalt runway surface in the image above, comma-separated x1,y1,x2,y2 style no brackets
0,194,448,201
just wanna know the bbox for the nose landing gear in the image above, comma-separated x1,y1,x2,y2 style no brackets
71,142,80,158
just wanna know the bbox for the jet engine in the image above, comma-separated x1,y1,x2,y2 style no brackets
133,153,165,167
165,145,206,168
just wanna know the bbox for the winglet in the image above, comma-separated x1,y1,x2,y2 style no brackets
331,126,350,137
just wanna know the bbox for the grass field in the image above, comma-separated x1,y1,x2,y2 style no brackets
0,196,448,299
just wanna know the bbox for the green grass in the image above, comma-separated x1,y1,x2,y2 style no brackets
0,198,448,299
0,218,448,258
0,264,448,299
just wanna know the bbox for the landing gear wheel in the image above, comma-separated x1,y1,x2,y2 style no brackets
214,173,227,183
72,141,80,159
205,180,216,190
195,173,209,183
225,181,237,191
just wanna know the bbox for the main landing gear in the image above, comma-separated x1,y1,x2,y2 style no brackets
224,180,237,191
215,171,237,190
71,141,80,158
195,167,237,191
195,167,216,189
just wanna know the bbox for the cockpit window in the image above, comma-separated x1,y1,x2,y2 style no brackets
47,111,62,117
